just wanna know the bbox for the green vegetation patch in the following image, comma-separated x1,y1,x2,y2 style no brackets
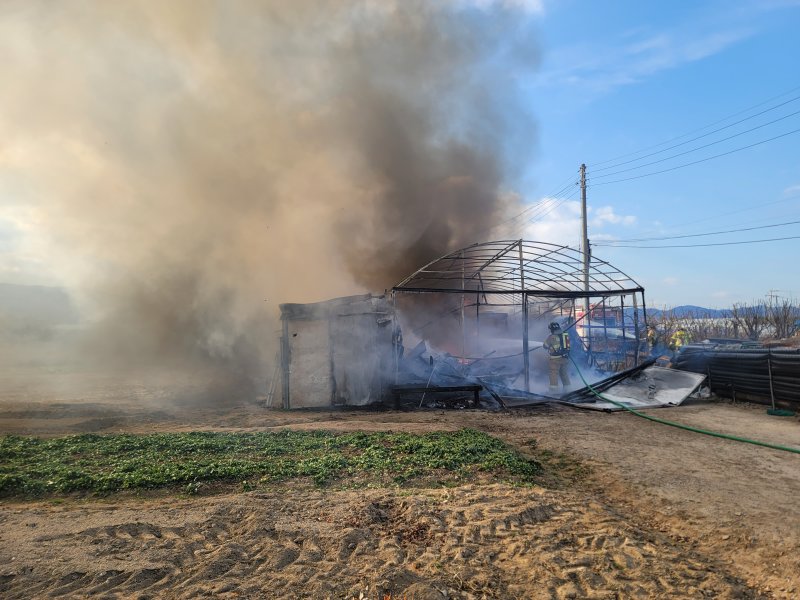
0,428,540,497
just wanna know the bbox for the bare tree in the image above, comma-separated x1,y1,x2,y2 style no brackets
681,310,733,341
715,314,739,339
730,301,768,341
765,296,800,340
650,307,742,344
651,308,679,344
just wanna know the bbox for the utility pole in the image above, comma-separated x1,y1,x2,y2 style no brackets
580,164,591,353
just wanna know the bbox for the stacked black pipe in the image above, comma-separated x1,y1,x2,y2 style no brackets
673,345,800,410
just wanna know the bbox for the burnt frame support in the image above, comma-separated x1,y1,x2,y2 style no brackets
280,316,290,409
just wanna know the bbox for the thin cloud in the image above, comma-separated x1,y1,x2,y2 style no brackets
465,0,545,13
590,205,636,227
783,184,800,196
488,197,581,246
491,198,637,249
537,25,753,94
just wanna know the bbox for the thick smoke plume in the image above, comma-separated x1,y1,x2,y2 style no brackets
0,1,538,387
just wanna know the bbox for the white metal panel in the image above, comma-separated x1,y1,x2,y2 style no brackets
287,319,332,408
575,366,706,411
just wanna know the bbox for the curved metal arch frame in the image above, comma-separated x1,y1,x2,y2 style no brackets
393,239,643,297
391,240,649,393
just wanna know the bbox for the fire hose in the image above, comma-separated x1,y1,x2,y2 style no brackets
567,355,800,456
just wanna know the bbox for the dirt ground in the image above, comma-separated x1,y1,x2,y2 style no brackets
1,370,799,599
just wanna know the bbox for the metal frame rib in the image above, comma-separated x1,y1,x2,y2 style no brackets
393,240,643,297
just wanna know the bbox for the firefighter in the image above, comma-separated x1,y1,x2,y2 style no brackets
668,327,691,358
392,325,404,360
646,325,662,357
543,321,571,394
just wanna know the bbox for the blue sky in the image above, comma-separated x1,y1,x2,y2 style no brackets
507,0,800,308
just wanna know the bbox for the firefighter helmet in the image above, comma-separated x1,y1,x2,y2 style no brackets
548,321,561,332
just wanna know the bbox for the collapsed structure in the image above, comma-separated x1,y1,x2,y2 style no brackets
277,239,652,409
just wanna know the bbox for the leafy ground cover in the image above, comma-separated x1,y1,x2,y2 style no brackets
0,428,541,497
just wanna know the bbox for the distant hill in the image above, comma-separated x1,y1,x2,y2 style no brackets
628,305,734,320
660,305,733,318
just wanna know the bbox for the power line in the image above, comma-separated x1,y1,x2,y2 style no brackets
589,126,800,187
601,218,800,244
589,84,800,168
647,192,800,232
475,172,578,240
491,175,576,231
488,197,550,231
504,195,563,229
471,197,549,241
590,94,800,173
506,187,580,237
476,196,558,241
505,197,565,237
591,108,800,180
594,234,800,249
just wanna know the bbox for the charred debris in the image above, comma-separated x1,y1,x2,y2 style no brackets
273,240,673,410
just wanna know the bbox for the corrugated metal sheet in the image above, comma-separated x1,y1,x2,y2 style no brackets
563,365,705,412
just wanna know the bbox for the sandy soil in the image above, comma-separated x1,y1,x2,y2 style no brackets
1,373,799,599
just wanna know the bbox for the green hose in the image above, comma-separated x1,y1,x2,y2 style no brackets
568,356,800,455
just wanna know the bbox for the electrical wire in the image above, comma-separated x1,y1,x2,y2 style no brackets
601,218,800,244
622,193,800,237
473,173,578,240
589,126,800,187
509,179,578,221
505,187,580,238
591,108,800,180
531,189,579,222
593,234,800,249
497,198,559,237
591,94,800,173
486,185,579,240
590,84,800,168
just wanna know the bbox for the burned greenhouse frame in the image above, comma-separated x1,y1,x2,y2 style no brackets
391,240,649,396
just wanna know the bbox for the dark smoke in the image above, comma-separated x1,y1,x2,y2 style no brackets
333,7,539,288
0,1,539,392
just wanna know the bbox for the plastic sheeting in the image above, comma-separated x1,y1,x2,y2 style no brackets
673,345,800,410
